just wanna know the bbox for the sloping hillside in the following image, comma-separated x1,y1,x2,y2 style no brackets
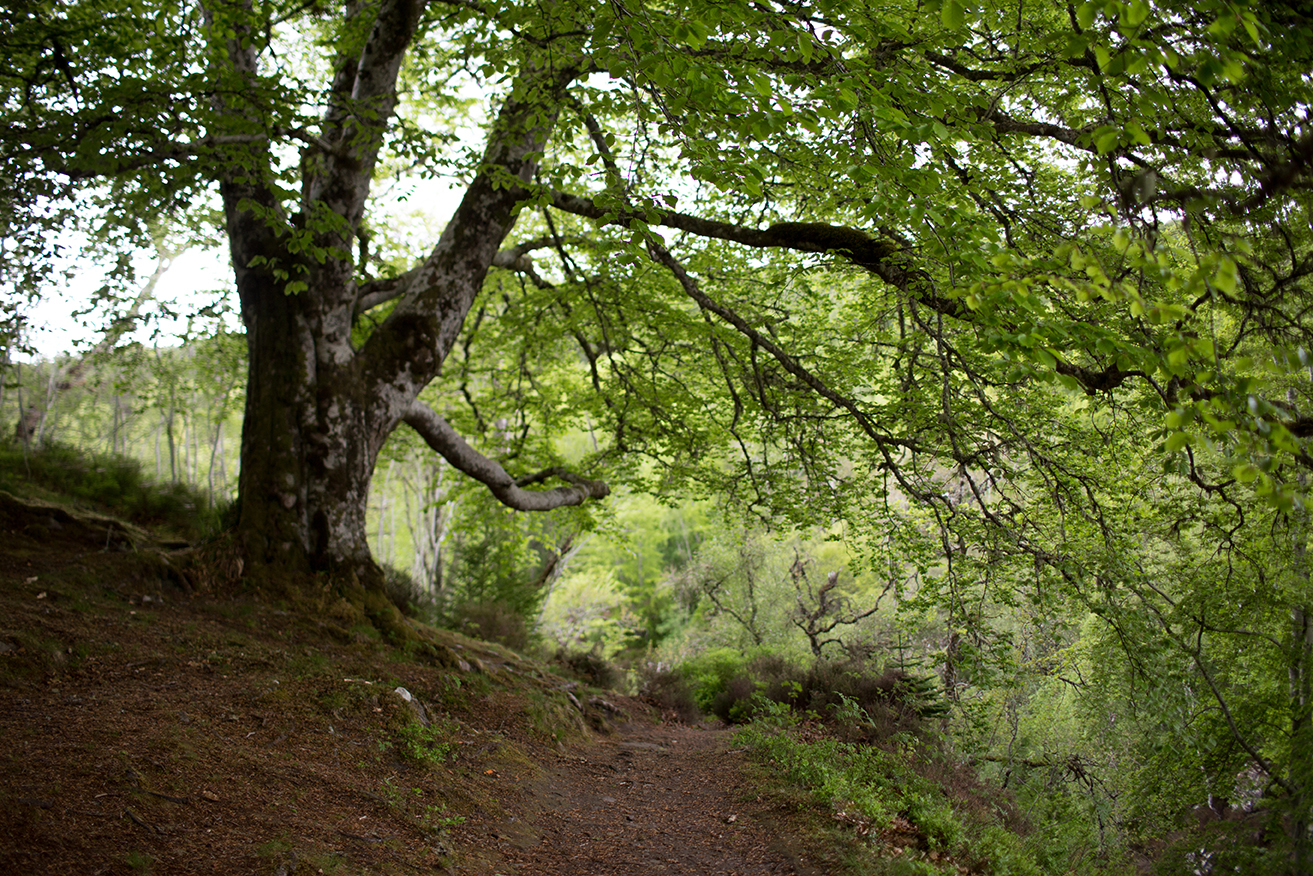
0,487,833,875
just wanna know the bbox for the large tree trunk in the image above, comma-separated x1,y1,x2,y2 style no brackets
227,194,388,578
205,1,606,599
232,262,316,572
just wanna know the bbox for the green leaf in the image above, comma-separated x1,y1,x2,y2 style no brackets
1241,14,1261,46
1094,126,1121,154
1207,14,1236,38
1121,0,1150,27
1076,1,1099,30
1063,32,1090,58
1214,257,1240,295
942,0,965,29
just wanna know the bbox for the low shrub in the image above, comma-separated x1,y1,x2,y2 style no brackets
381,565,436,620
710,674,762,723
698,652,804,723
395,719,458,766
797,659,927,741
446,599,531,650
676,646,753,713
637,664,701,723
671,648,942,735
553,647,622,689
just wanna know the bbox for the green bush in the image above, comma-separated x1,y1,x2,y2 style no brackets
637,664,701,723
672,648,942,733
677,647,753,712
395,719,458,766
553,647,622,689
437,495,571,648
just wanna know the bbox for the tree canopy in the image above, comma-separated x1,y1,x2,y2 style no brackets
7,0,1313,864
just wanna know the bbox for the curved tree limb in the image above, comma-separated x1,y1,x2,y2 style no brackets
402,401,609,511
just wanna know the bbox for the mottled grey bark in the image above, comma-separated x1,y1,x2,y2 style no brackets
205,0,595,578
402,401,609,511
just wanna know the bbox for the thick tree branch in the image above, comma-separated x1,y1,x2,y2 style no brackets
402,401,609,511
548,190,958,311
359,61,586,419
1054,359,1147,394
308,0,427,228
354,238,557,316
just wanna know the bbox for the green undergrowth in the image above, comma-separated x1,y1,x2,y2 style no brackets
734,697,1132,876
0,440,227,541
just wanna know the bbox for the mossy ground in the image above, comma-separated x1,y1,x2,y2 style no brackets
0,485,627,875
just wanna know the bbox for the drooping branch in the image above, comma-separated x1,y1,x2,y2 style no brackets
646,238,923,457
555,191,1197,399
402,401,609,511
548,190,966,316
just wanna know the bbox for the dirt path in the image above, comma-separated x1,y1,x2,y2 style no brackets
497,720,817,876
0,496,823,875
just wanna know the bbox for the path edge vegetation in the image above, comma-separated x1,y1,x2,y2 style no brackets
0,444,1144,875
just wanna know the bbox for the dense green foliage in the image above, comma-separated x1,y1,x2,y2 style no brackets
8,0,1313,869
736,700,1048,875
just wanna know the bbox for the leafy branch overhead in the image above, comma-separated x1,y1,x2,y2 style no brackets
3,0,1310,530
8,0,1313,860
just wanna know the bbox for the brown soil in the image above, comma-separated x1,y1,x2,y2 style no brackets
505,723,816,875
0,493,820,875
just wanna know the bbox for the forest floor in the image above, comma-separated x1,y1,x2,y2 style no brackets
0,490,828,876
